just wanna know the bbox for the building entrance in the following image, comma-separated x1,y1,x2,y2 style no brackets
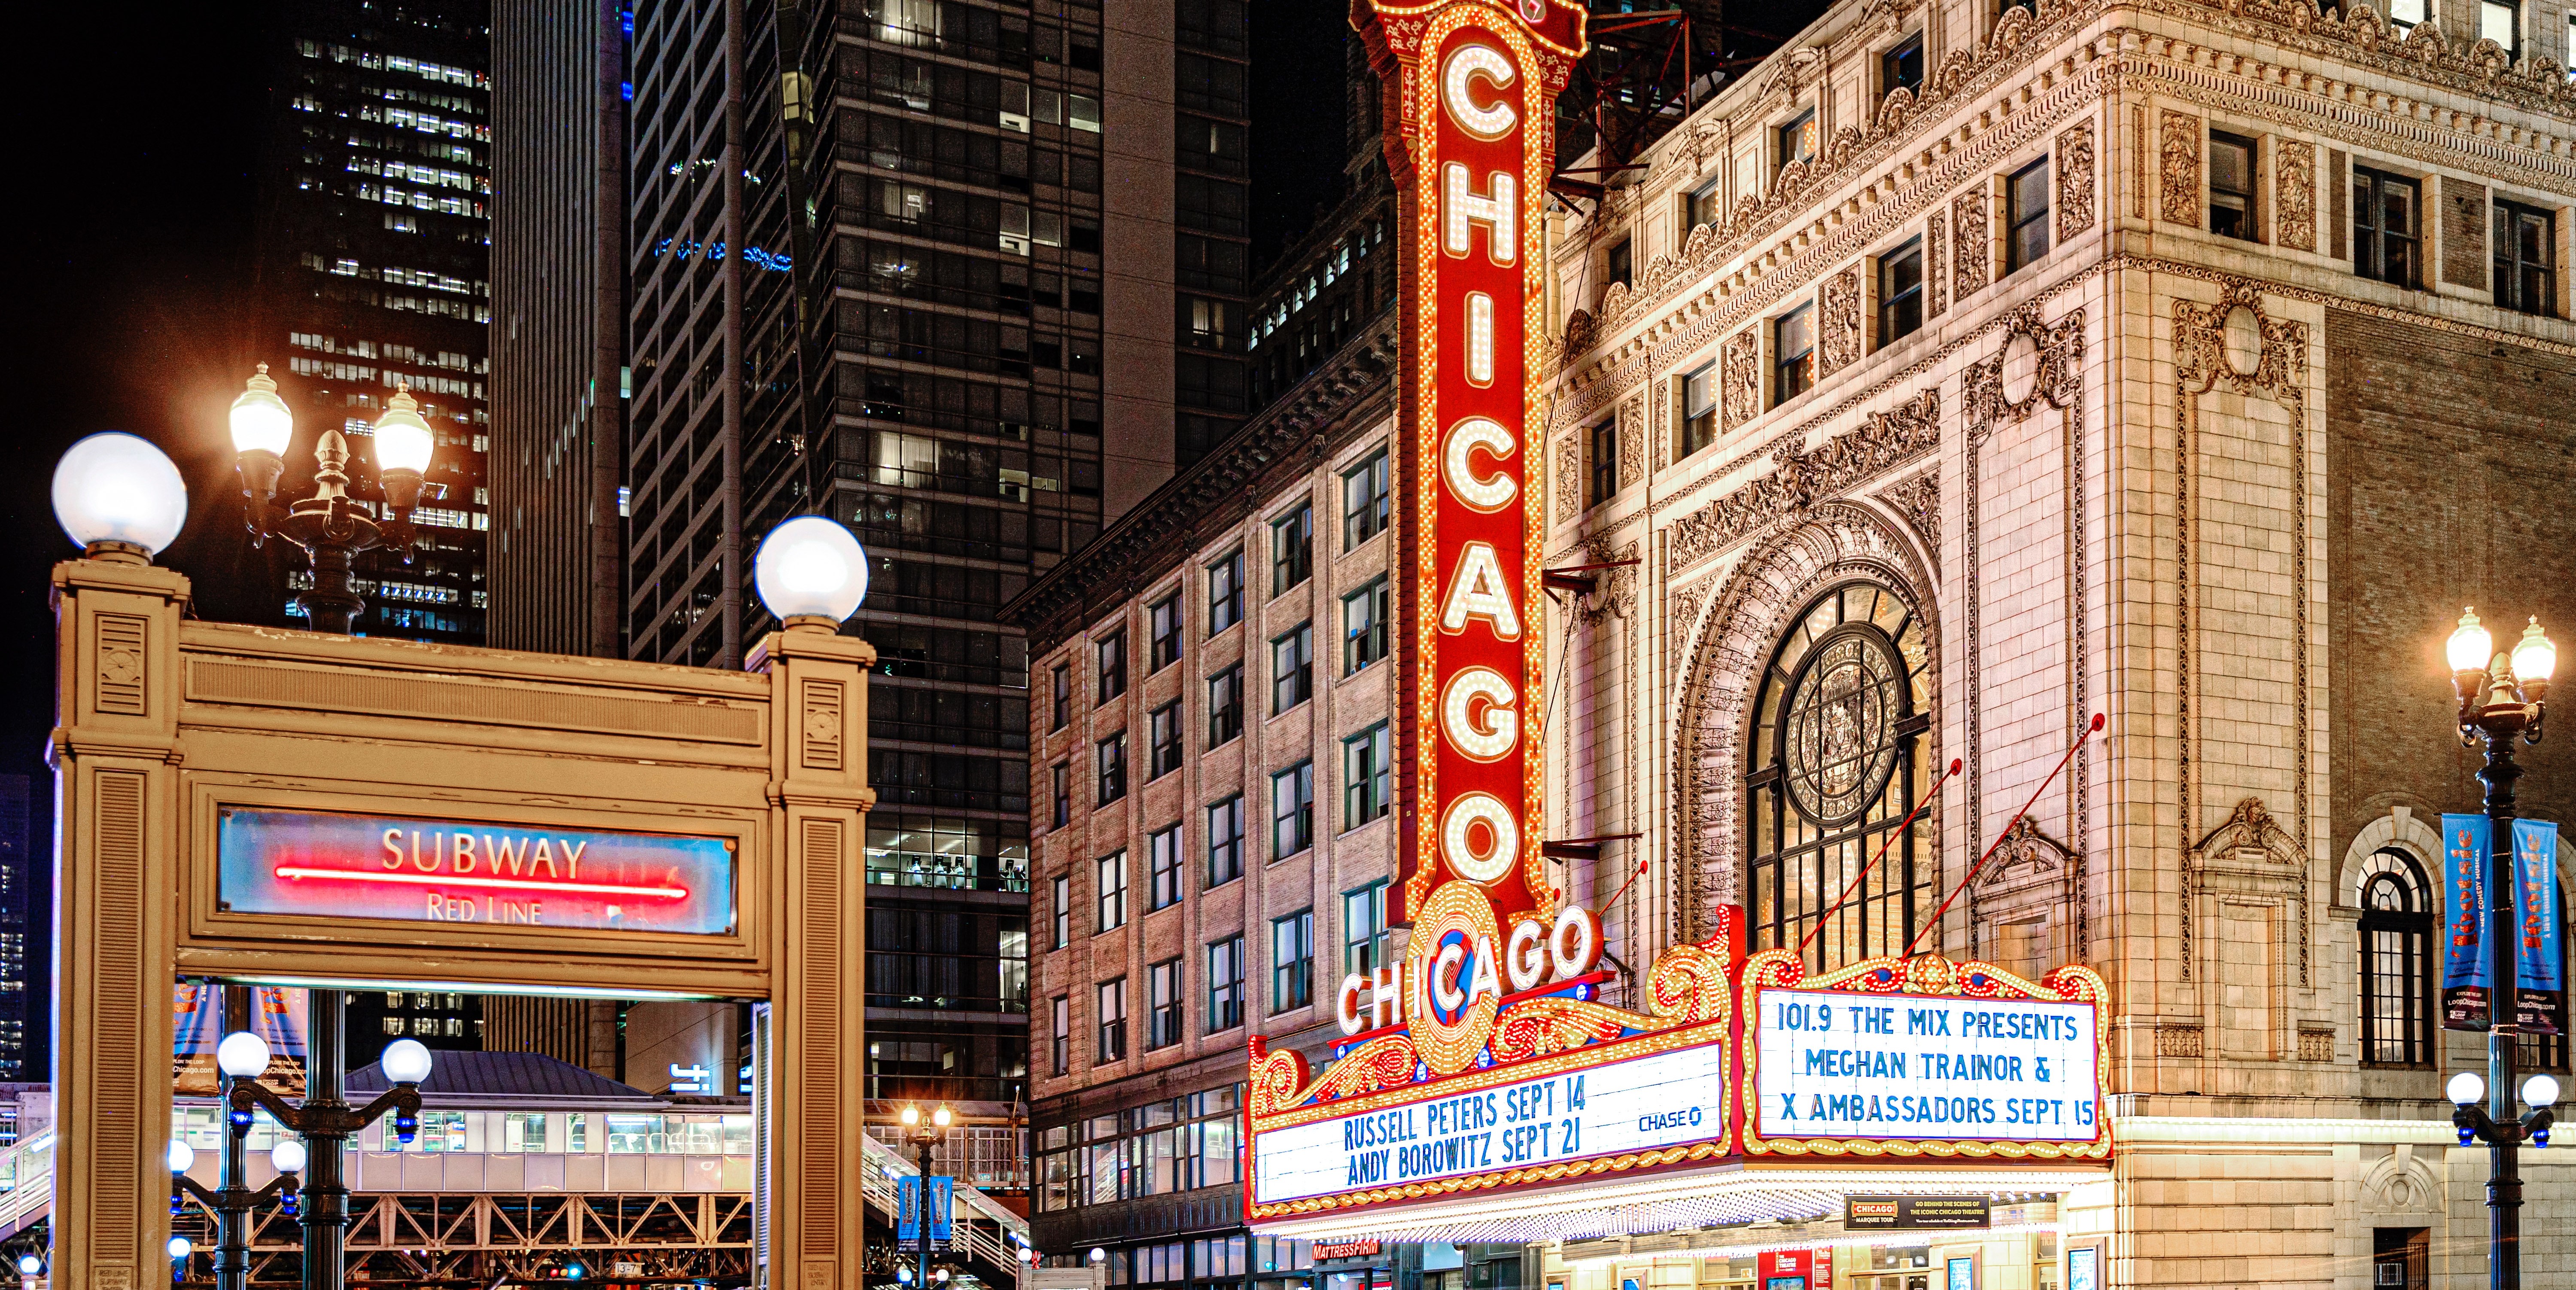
51,548,876,1290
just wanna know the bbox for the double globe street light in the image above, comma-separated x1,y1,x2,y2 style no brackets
169,1027,433,1290
2442,607,2558,1290
228,363,438,632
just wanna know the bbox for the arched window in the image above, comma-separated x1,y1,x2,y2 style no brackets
2357,848,2431,1067
1744,581,1933,972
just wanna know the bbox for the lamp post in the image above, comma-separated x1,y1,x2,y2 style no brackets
227,364,439,634
2443,607,2560,1290
216,1010,434,1290
167,989,304,1290
899,1103,954,1290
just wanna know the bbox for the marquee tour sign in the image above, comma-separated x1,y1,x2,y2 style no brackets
217,806,738,936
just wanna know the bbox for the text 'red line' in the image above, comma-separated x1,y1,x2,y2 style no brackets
274,867,690,901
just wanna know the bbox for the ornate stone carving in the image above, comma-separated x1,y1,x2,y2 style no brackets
1574,535,1639,626
2156,1025,2205,1058
2172,284,2314,986
1951,187,1989,301
1875,470,1939,556
1979,816,2074,890
1560,308,1597,363
1554,434,1581,523
1675,502,1937,931
2159,109,2203,226
1669,388,1939,569
1925,211,1946,318
2275,137,2317,251
2055,118,2095,243
1562,0,2576,363
1719,329,1760,432
1818,265,1862,378
1618,392,1645,487
1960,303,2089,958
96,613,148,716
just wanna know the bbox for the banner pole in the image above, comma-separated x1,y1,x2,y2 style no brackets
1903,713,2104,961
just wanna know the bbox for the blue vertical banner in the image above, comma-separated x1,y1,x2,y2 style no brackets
926,1176,954,1243
896,1175,921,1241
2514,819,2565,1034
2442,814,2494,1030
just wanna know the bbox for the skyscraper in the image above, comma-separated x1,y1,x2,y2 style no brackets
488,0,629,657
262,0,493,643
0,776,31,1080
615,0,1251,1174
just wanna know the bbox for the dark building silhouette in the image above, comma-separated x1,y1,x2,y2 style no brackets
487,0,629,657
259,0,493,643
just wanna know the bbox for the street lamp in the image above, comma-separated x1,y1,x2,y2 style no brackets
898,1103,954,1290
228,365,438,634
2445,607,2556,1290
220,1018,434,1290
52,432,189,559
752,515,871,625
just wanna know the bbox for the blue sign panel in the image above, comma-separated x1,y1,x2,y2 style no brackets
2443,813,2493,1030
2515,819,2564,1034
927,1176,954,1242
896,1176,921,1241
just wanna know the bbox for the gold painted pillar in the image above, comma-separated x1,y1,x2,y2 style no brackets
749,619,876,1290
49,552,190,1290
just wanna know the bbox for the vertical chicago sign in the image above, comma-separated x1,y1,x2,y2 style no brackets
1357,0,1585,1077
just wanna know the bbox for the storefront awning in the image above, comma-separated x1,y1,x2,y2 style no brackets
1249,1162,2109,1244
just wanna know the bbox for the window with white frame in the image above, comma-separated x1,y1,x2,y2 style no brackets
1096,851,1128,931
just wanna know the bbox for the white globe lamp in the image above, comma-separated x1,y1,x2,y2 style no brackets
271,1138,309,1174
216,1030,271,1080
53,432,189,556
380,1037,435,1085
753,516,870,624
167,1237,192,1260
166,1139,195,1173
2525,1073,2561,1108
2448,1070,2487,1106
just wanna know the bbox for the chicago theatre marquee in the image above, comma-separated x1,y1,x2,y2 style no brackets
1241,0,2576,1285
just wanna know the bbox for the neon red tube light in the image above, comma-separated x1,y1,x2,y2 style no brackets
273,866,690,901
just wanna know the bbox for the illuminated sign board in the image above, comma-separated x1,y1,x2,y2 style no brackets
217,807,737,936
1251,1022,1729,1208
1740,950,2110,1161
1359,0,1587,1083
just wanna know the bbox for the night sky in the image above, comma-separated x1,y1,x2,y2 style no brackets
0,2,1356,1070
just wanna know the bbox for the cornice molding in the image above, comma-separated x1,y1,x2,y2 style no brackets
1556,0,2576,420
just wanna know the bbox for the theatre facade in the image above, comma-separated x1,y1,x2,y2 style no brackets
1014,0,2576,1286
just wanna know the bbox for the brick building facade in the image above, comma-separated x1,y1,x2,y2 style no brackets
1019,0,2576,1285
